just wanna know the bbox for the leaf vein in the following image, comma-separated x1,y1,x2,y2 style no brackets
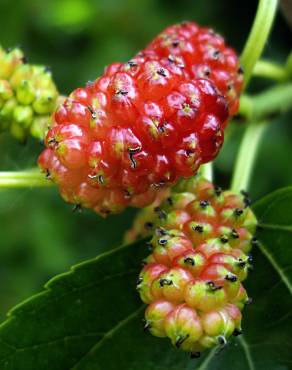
260,223,292,232
70,305,144,370
5,268,139,320
238,336,255,370
0,332,105,365
258,243,292,295
266,308,292,328
255,191,292,221
196,348,216,370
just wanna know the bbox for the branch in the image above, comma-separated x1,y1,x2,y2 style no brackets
0,170,54,189
231,122,267,192
200,163,213,182
238,83,292,121
240,0,279,88
253,59,289,82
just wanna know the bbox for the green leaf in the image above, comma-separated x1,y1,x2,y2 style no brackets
0,188,292,370
242,187,292,369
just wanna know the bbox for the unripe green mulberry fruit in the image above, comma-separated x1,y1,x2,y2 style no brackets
0,46,59,141
164,304,203,352
136,173,257,356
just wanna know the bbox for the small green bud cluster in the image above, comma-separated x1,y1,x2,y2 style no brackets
0,46,58,141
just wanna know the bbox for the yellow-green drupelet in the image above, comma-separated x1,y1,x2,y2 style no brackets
0,46,59,141
136,173,258,356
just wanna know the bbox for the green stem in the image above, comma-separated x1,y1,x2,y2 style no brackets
0,169,41,179
0,170,53,188
238,83,292,121
231,122,267,192
200,163,213,182
240,0,278,88
238,94,254,121
230,1,278,192
253,59,288,82
286,50,292,77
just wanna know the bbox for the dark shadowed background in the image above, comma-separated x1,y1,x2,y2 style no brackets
0,0,291,320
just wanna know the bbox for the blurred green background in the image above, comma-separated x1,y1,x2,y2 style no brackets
0,0,291,320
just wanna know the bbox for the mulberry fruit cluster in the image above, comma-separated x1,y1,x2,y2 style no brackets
0,46,58,141
137,174,257,356
38,21,243,216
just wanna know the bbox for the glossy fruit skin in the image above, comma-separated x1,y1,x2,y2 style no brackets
39,21,242,216
0,46,58,141
137,174,257,355
145,21,243,116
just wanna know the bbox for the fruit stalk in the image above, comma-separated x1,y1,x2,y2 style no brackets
253,60,289,82
233,83,292,193
231,121,267,193
0,170,53,188
239,83,292,121
231,0,280,193
240,0,278,88
200,163,213,182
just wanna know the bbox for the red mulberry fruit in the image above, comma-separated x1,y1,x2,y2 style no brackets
145,21,243,115
38,22,242,216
